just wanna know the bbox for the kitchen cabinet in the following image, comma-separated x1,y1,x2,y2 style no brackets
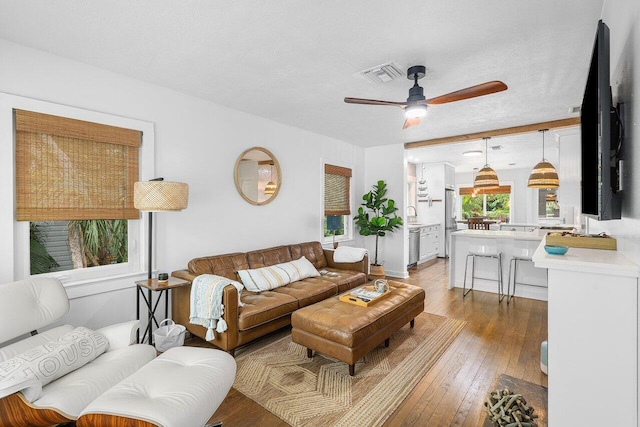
444,163,455,190
418,224,440,264
533,241,639,426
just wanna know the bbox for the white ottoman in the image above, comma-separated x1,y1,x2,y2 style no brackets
77,347,236,427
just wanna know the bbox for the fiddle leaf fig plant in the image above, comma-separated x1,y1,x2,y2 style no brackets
354,180,403,266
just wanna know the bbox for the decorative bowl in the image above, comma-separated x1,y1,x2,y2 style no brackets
544,245,568,255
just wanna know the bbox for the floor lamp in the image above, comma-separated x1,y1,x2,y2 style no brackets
133,178,189,343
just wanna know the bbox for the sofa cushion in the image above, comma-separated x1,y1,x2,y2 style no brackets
319,268,368,293
271,278,337,308
290,241,327,269
238,292,298,331
0,327,109,402
188,253,249,280
247,246,292,268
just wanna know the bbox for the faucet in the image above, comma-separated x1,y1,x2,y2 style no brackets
407,206,417,217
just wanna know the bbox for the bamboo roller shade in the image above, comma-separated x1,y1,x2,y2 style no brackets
324,164,352,216
15,109,141,221
459,185,511,196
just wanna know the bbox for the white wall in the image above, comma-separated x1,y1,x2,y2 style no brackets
363,144,407,278
590,1,640,265
0,39,365,329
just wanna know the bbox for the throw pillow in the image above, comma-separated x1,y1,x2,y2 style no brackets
238,256,320,292
0,327,109,402
289,256,321,279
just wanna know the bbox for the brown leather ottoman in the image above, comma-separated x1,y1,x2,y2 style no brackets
291,281,425,375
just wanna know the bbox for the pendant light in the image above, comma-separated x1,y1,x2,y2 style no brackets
528,129,559,188
264,163,277,196
474,137,500,189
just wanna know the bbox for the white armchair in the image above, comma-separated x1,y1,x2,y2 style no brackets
0,277,156,427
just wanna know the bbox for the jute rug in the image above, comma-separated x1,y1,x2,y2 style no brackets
233,312,466,427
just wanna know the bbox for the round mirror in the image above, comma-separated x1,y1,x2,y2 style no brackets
234,147,281,205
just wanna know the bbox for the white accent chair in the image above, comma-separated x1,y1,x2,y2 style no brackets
0,278,157,426
0,277,237,427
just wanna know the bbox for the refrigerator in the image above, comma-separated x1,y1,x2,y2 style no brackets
444,189,457,258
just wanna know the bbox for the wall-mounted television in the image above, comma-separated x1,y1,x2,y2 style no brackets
580,19,622,220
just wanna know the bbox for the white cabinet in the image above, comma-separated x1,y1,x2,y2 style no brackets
533,243,640,426
444,163,455,190
418,224,440,264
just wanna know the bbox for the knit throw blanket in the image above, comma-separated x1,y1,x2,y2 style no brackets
189,274,244,341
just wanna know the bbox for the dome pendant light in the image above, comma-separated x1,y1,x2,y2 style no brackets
474,137,500,189
528,129,559,189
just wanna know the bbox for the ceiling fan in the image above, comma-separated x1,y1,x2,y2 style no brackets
344,65,508,129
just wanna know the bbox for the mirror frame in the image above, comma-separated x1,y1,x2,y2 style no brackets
234,146,282,206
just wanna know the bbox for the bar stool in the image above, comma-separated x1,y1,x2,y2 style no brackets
462,239,504,302
507,246,535,304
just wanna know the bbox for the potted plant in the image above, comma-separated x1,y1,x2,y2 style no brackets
354,180,403,278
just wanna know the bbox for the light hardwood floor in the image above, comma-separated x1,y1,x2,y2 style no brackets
206,259,548,426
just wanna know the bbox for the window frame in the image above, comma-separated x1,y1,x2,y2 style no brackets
321,159,353,245
1,94,154,290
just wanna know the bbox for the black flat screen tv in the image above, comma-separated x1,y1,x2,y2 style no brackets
580,19,622,220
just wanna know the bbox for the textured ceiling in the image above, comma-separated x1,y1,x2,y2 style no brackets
0,1,602,153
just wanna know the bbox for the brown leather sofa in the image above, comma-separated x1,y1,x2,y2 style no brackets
171,241,368,355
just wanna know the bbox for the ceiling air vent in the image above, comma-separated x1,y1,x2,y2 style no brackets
359,62,404,84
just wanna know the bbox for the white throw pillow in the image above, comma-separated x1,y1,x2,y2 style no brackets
238,257,320,292
289,256,321,279
0,327,109,401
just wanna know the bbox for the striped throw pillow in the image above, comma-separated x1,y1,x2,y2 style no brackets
238,256,319,292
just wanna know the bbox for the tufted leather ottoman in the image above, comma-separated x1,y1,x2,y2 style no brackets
291,281,425,376
76,347,236,427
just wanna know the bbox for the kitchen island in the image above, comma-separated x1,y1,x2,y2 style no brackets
449,229,548,301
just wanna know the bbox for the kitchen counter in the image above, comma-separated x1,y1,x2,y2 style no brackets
449,229,548,300
407,222,440,228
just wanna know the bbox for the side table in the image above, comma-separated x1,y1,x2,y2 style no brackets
136,277,190,345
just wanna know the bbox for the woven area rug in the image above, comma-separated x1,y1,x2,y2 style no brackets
233,312,466,427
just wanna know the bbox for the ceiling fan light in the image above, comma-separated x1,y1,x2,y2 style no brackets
527,160,559,188
474,165,500,189
405,104,427,118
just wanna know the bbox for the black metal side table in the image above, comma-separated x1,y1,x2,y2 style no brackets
136,277,189,345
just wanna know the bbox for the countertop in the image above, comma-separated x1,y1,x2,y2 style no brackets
532,236,640,277
407,222,440,229
451,229,546,241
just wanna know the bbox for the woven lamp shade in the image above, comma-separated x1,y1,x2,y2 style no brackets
134,181,189,212
264,181,277,196
528,161,559,188
474,165,500,189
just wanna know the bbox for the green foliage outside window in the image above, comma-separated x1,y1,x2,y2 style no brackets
461,193,510,222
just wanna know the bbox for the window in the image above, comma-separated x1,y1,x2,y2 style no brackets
538,189,560,218
323,163,352,244
459,185,511,223
5,100,152,284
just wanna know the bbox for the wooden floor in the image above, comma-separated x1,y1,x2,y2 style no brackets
207,259,548,426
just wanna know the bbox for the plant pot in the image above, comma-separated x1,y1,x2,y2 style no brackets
369,264,385,281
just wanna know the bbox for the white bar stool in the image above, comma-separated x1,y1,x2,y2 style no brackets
462,239,504,302
507,245,535,304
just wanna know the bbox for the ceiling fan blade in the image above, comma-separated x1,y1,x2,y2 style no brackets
403,117,420,129
426,81,508,105
344,97,407,107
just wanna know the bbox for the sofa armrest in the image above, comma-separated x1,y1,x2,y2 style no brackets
96,320,140,352
323,249,369,274
171,269,197,283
